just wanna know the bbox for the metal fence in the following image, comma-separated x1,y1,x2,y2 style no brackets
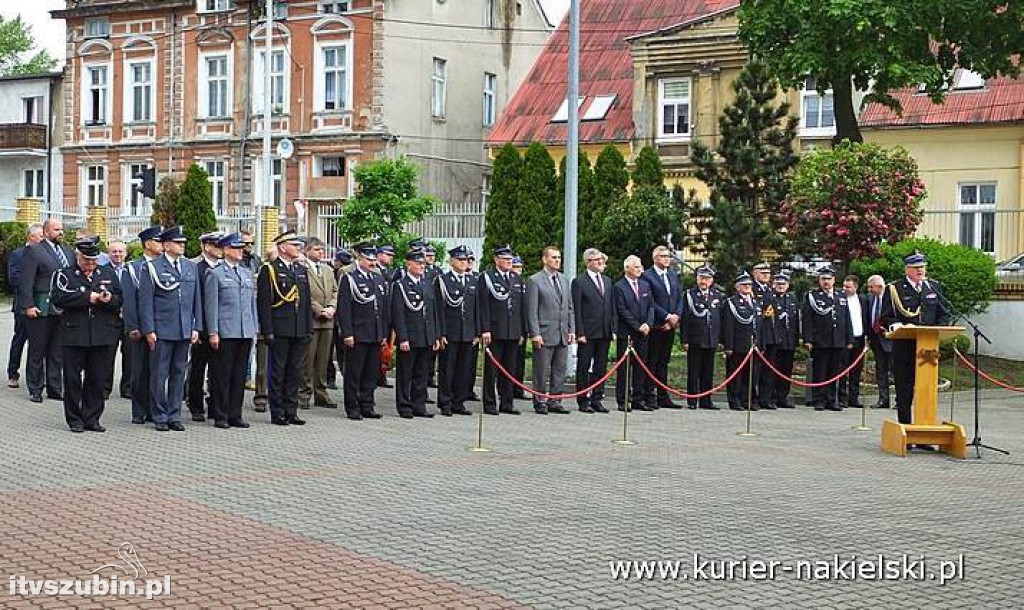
41,208,87,231
405,200,486,257
314,203,345,257
919,209,1024,263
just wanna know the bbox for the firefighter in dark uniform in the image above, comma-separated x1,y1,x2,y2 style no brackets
721,272,762,410
878,251,951,426
751,262,772,300
257,231,313,426
185,230,224,421
423,244,443,389
391,248,443,418
479,246,526,415
680,264,724,410
510,255,529,400
801,266,853,411
121,225,163,424
52,237,123,433
436,245,478,416
337,243,388,420
375,244,397,388
762,272,800,408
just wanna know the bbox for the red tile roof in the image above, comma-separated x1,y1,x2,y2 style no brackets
488,0,740,146
860,75,1024,128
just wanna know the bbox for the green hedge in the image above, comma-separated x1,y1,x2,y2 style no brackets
0,222,28,295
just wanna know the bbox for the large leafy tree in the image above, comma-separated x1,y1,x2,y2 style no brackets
335,157,440,248
686,61,799,283
176,164,217,258
739,0,1024,143
513,143,559,275
603,146,680,269
483,144,521,259
0,16,57,76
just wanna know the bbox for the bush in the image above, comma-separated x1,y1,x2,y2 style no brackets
0,222,27,295
940,334,971,362
850,238,997,315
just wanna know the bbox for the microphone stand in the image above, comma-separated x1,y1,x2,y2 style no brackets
930,283,1007,458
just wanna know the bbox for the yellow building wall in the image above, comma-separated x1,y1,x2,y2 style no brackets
865,125,1024,261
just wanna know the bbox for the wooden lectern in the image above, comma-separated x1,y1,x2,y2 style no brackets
880,325,967,458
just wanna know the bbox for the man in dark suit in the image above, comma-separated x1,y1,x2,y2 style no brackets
185,231,224,421
479,246,526,415
571,248,615,413
6,223,43,388
391,248,442,419
801,267,854,411
338,244,388,420
18,217,75,403
865,275,893,409
436,245,478,417
680,264,724,410
722,272,762,410
614,255,654,411
52,237,122,433
121,226,163,424
257,231,314,426
641,246,683,409
879,252,951,426
102,240,130,400
838,275,869,408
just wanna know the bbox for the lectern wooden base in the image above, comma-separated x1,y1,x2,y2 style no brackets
881,419,967,458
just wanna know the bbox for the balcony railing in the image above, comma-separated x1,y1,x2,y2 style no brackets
0,123,46,150
918,208,1024,263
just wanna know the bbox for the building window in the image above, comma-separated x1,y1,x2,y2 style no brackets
322,45,348,111
431,58,447,119
128,61,153,122
482,72,497,127
658,78,691,140
200,0,233,12
273,0,287,19
203,55,230,117
23,169,45,199
23,97,43,124
316,156,345,177
959,183,996,254
484,0,495,28
319,1,349,12
85,66,108,125
256,158,283,207
205,161,227,214
124,163,148,215
84,17,109,38
255,50,287,113
801,78,835,134
86,166,106,207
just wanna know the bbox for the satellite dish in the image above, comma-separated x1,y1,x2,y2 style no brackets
277,138,295,159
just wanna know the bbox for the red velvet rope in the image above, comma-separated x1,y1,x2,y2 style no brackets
483,346,630,401
631,346,754,399
757,346,868,388
954,348,1024,393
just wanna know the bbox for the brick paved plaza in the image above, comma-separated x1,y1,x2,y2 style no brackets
1,309,1022,609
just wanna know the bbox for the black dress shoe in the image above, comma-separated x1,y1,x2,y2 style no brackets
362,411,383,419
825,405,844,412
631,403,651,411
813,406,825,411
378,381,394,388
191,413,206,422
534,406,548,415
729,405,744,411
70,425,85,433
700,403,721,410
47,392,63,400
440,410,453,417
484,408,500,415
687,403,698,410
591,403,609,413
452,408,473,416
647,403,660,410
168,422,186,431
288,416,306,425
760,404,776,410
120,392,132,399
659,400,683,409
470,392,482,401
848,402,865,409
271,417,290,426
229,420,251,428
347,413,364,421
413,412,434,418
428,381,438,389
777,402,796,409
399,412,414,419
315,401,338,409
549,405,570,414
154,423,169,431
578,405,594,413
103,391,111,400
215,421,231,429
617,404,627,411
425,397,436,404
29,393,43,403
85,424,106,433
870,402,889,409
254,404,268,413
131,417,146,424
913,444,938,452
499,407,521,415
299,403,311,410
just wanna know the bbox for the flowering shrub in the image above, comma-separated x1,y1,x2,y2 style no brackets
782,141,926,262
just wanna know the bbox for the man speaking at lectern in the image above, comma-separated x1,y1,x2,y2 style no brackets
878,252,951,427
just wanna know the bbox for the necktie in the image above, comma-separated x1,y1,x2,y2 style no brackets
233,265,243,283
54,242,68,267
173,259,180,275
552,274,562,299
595,273,604,295
873,296,880,324
660,271,670,294
630,279,639,299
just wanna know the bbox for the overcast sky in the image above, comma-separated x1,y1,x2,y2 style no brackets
8,0,571,69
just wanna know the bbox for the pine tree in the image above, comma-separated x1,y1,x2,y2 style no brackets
483,144,521,259
602,146,678,271
687,60,799,284
150,177,179,228
176,164,217,258
513,142,558,275
632,145,665,189
556,148,595,268
591,145,629,272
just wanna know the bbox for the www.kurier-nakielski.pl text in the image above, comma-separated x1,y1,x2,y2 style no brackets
609,554,966,584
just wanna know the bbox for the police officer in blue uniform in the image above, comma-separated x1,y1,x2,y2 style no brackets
680,264,724,410
121,226,163,424
204,233,258,429
139,226,203,431
337,243,388,420
878,252,952,426
391,248,443,419
721,272,762,410
436,245,478,416
479,246,526,415
52,237,123,433
801,266,853,411
257,231,314,426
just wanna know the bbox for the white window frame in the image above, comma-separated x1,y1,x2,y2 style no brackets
657,78,691,141
800,78,836,137
483,72,497,127
315,156,345,178
22,97,44,124
319,1,350,13
124,58,155,123
314,42,352,112
82,63,111,126
199,0,233,13
254,157,284,207
199,52,232,118
431,58,447,119
484,0,496,28
253,49,289,114
23,169,45,198
958,182,997,254
84,17,110,39
205,160,227,215
123,163,149,215
84,165,106,208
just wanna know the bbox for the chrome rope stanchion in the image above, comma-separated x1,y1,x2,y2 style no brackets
470,349,494,453
852,346,872,431
949,347,957,422
737,346,757,438
612,338,637,446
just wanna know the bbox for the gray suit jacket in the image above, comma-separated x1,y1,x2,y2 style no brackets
526,270,574,345
204,263,258,339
